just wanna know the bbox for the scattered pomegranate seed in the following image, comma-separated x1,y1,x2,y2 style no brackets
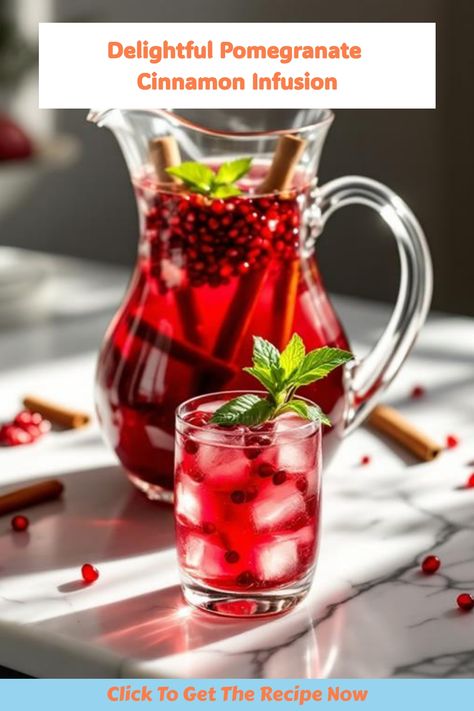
421,555,441,574
202,522,216,535
360,455,371,466
81,563,99,583
11,515,29,532
466,473,474,489
456,593,474,612
0,424,34,446
411,385,425,399
446,435,459,449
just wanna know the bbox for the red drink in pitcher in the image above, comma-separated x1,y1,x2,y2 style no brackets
174,392,322,616
96,175,348,499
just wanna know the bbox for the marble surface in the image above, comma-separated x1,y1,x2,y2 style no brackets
0,257,473,678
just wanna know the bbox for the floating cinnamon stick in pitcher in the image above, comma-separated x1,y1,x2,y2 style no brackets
272,260,301,350
201,134,307,389
149,135,182,184
369,405,442,462
22,396,90,429
0,479,64,516
149,135,204,348
258,134,307,194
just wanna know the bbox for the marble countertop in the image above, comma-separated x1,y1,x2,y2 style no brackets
0,257,473,678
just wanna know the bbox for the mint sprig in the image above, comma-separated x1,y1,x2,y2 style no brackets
210,333,353,427
166,157,252,198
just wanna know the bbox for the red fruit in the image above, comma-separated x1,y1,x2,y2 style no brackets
466,473,474,489
230,490,246,504
296,476,308,493
0,114,34,161
185,411,211,427
421,555,440,574
411,385,425,399
360,455,371,466
446,434,459,449
14,410,51,434
11,515,29,532
81,563,99,583
456,593,474,611
236,570,255,588
184,438,199,455
224,550,240,564
272,470,287,486
0,424,34,446
257,462,275,478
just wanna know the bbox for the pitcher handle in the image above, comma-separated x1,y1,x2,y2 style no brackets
315,175,433,435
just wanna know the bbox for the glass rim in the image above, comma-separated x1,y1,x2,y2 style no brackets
175,390,322,445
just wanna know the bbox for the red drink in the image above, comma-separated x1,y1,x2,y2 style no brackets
175,392,322,616
95,169,348,499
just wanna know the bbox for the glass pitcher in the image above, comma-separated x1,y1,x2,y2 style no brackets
88,108,432,501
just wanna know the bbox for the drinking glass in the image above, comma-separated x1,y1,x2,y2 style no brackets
174,391,322,617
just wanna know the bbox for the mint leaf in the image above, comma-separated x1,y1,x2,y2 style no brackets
166,162,214,193
214,157,253,186
165,158,252,199
280,333,305,379
211,184,242,198
252,336,280,371
210,394,274,426
210,334,352,428
294,347,353,386
243,366,278,397
280,399,332,427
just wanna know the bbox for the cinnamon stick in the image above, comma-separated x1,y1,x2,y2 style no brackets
22,396,90,429
368,405,442,461
0,479,64,516
258,134,307,194
272,260,300,350
149,135,181,184
128,315,238,381
174,286,204,346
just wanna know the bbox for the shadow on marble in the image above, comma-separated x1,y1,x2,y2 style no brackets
0,465,176,576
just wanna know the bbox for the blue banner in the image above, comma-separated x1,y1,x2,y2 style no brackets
0,679,472,710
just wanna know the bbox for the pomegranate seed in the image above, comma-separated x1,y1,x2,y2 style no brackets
188,468,204,483
0,424,34,447
185,411,211,426
81,563,99,583
231,490,246,504
456,593,474,611
202,522,216,535
272,470,287,486
466,473,474,488
421,555,441,574
184,438,199,455
244,433,272,460
11,515,29,532
245,486,258,502
411,385,425,399
360,455,371,466
296,476,308,493
257,462,275,478
236,571,255,588
446,434,459,449
225,550,240,564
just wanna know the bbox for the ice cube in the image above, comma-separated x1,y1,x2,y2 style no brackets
197,442,250,490
251,481,307,532
175,481,202,527
253,536,299,582
183,532,226,578
274,416,320,474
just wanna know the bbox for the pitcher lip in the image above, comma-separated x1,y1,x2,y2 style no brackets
87,108,334,137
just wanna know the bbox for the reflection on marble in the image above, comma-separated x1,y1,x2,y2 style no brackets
0,260,473,678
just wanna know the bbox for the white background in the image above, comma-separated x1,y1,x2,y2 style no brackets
39,22,436,109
